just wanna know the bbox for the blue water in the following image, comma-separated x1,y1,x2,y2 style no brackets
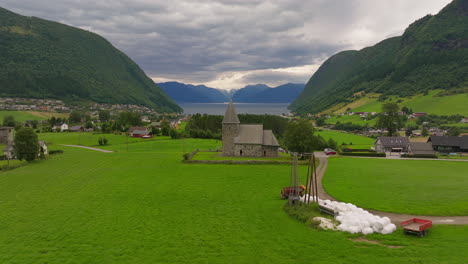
179,103,290,116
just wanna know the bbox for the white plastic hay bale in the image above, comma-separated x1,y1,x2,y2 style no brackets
349,226,360,234
381,217,391,226
381,224,396,234
362,227,374,235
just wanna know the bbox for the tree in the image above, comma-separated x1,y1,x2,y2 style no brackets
3,115,15,127
85,121,93,129
14,127,39,162
421,127,429,137
169,128,181,139
377,103,404,136
99,110,111,122
161,120,171,136
283,119,316,153
315,116,326,127
449,127,461,136
69,111,82,123
151,126,161,136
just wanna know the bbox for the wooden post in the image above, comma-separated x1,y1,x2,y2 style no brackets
305,155,311,204
313,155,319,204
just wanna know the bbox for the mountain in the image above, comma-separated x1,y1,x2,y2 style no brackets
158,82,229,103
290,0,468,114
232,84,271,102
249,83,304,103
0,7,181,113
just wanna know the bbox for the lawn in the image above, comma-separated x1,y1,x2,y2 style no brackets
192,151,291,160
326,90,468,116
0,110,68,122
316,130,375,148
323,157,468,216
0,136,467,263
325,115,378,126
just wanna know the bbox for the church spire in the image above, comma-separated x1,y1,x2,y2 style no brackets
222,99,240,124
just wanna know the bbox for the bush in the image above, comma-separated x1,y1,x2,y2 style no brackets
340,152,386,157
98,137,109,146
401,154,437,159
341,148,376,153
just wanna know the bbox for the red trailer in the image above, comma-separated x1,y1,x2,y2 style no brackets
401,218,432,237
280,185,306,199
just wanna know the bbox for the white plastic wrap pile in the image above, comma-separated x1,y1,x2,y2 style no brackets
301,196,397,235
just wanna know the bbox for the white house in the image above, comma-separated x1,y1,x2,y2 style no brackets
52,123,68,132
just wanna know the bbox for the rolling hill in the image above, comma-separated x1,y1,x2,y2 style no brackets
290,0,468,115
0,7,181,113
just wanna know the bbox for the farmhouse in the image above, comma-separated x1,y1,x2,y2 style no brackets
0,126,14,144
222,101,279,157
52,123,68,132
408,142,435,156
374,136,410,153
128,126,151,138
69,125,85,132
428,135,468,153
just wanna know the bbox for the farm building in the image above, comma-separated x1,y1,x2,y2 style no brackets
428,136,468,153
128,126,152,138
52,123,68,132
222,101,279,157
408,142,435,156
69,125,85,132
374,137,410,153
0,126,14,144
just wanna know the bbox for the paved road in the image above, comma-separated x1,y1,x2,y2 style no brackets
61,144,113,153
313,152,468,225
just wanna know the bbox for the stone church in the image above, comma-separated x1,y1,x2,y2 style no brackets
222,101,279,157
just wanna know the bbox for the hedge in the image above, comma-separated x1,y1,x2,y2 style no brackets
340,152,386,157
341,148,376,153
401,154,437,159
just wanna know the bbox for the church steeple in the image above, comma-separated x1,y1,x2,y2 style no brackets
222,99,240,124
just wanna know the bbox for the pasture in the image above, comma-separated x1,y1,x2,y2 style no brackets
0,136,467,263
323,157,468,216
0,110,68,122
316,130,375,148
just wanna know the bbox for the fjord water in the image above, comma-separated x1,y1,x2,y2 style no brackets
180,103,290,115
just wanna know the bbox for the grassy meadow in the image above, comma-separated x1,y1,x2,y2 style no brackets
316,130,375,149
322,90,468,116
0,110,68,122
0,135,467,263
323,157,468,216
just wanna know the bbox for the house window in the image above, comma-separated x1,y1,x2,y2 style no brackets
263,151,266,157
240,150,243,156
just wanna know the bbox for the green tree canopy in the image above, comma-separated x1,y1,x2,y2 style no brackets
283,119,316,153
14,127,39,162
377,103,405,136
3,115,15,127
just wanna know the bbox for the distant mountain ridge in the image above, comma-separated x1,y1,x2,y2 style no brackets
0,7,181,112
158,82,229,103
290,0,468,114
159,82,304,103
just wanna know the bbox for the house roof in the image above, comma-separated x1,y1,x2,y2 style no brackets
222,101,240,124
128,126,148,132
409,142,434,155
263,130,280,147
376,137,410,148
428,136,463,147
69,125,84,130
132,130,151,135
460,135,468,150
234,124,263,144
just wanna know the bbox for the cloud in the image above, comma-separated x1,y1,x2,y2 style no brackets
2,0,452,89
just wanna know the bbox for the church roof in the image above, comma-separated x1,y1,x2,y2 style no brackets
234,124,263,144
222,101,240,124
263,130,280,146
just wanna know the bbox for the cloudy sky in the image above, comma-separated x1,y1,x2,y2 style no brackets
2,0,452,90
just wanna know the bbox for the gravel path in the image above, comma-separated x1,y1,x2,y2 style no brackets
313,152,468,225
61,144,113,153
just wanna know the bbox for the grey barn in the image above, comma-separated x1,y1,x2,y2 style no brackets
222,101,279,157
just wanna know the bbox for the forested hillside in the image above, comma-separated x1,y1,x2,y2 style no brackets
290,0,468,114
158,82,229,103
0,7,181,112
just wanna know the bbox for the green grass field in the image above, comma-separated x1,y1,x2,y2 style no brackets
323,157,468,216
316,130,375,148
1,136,467,263
0,111,68,122
192,151,291,161
329,90,468,116
325,115,378,126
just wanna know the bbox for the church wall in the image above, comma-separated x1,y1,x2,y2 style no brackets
222,123,239,156
234,144,263,157
262,146,279,157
